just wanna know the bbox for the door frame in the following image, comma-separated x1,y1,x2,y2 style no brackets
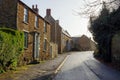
33,32,40,60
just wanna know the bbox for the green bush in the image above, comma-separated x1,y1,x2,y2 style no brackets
0,28,24,73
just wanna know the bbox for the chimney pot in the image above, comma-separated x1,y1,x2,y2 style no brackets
32,4,39,13
56,20,59,24
46,9,51,16
36,5,37,8
32,5,34,9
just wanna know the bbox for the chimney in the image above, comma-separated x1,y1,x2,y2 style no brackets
32,5,34,9
46,9,51,16
32,4,39,13
56,20,59,25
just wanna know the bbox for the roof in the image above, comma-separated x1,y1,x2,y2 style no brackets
72,35,89,40
62,29,71,38
44,15,56,26
72,34,82,38
18,0,50,24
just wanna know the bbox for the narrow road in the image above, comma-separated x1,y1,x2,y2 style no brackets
53,51,120,80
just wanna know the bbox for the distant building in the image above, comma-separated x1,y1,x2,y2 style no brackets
44,9,72,54
44,9,58,57
61,29,72,52
72,35,96,51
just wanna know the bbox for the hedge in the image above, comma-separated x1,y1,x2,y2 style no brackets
0,28,24,73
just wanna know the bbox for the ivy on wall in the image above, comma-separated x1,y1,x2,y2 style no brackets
0,28,24,73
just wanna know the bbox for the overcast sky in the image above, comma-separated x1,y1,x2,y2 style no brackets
21,0,92,37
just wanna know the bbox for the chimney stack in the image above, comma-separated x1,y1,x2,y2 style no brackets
56,20,59,25
32,4,39,13
32,5,34,9
46,9,51,16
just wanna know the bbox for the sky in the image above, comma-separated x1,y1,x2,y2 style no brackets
21,0,92,37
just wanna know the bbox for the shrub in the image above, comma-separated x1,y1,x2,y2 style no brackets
0,28,24,73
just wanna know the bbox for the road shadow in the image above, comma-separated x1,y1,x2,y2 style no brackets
31,73,54,80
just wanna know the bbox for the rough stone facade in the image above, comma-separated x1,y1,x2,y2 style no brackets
50,42,58,58
41,22,51,60
0,0,17,29
44,9,57,43
44,9,72,54
56,21,62,54
17,1,51,63
44,9,58,55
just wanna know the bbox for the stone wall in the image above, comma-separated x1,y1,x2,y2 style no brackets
72,35,96,51
56,24,62,54
50,42,58,58
44,9,58,55
41,22,51,60
61,33,72,53
0,0,17,29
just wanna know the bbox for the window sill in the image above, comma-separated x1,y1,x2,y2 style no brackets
43,32,47,34
34,27,39,29
24,47,28,50
23,21,28,25
43,50,46,52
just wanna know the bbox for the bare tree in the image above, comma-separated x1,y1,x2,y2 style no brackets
76,0,120,17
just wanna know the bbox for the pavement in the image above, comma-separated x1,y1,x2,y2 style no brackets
0,53,68,80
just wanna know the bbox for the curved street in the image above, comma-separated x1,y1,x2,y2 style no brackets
53,51,120,80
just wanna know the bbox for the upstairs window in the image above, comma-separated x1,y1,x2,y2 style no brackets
35,16,39,28
24,8,28,23
44,22,47,32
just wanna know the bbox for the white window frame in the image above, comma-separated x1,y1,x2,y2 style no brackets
44,22,47,32
44,39,47,51
24,8,28,23
35,16,38,28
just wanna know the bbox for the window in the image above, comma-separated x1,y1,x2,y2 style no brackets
44,39,47,51
50,46,52,54
35,16,38,28
24,8,28,23
44,22,47,32
24,32,28,48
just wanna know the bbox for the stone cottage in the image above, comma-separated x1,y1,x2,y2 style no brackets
72,35,96,51
44,9,72,54
0,0,51,64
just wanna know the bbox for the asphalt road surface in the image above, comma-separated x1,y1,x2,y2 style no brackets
53,51,120,80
